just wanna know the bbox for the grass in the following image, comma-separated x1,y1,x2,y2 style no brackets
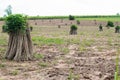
38,62,48,67
10,70,18,76
0,78,4,80
76,17,120,21
107,38,112,46
34,53,44,59
60,47,69,54
68,38,80,44
79,39,95,47
68,69,79,80
77,39,94,52
97,46,104,52
0,38,7,46
0,64,5,68
26,15,120,21
0,47,6,52
79,46,86,52
32,36,64,46
114,51,120,80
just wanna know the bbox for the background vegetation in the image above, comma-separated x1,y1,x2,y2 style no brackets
0,15,120,21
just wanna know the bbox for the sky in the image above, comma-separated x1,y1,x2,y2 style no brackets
0,0,120,17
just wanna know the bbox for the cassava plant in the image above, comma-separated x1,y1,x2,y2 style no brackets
76,20,80,25
3,14,33,61
115,26,120,33
70,25,78,35
106,21,114,29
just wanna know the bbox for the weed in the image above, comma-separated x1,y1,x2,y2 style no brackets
107,38,112,46
80,32,85,35
60,47,69,54
97,47,104,52
68,69,80,80
0,38,7,46
79,46,86,52
34,53,44,59
10,70,18,75
96,33,100,37
68,70,74,80
114,50,120,80
81,39,94,47
38,62,48,67
0,64,5,68
68,38,80,44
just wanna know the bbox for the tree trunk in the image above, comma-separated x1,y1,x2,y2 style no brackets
70,30,77,35
5,28,33,61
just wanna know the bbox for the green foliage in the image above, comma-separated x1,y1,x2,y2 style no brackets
2,25,8,32
28,16,68,20
0,15,119,21
69,15,75,20
76,16,120,22
3,14,27,33
0,17,4,21
71,25,78,30
115,26,120,29
27,15,120,21
106,21,114,27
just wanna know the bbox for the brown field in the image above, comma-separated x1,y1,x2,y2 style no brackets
0,19,120,80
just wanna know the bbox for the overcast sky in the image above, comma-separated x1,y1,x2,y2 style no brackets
0,0,120,17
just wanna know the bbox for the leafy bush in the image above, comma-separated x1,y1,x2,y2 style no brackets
2,25,8,32
106,21,114,27
0,17,4,21
76,20,80,25
69,15,75,20
71,25,78,30
115,26,120,33
3,14,27,33
70,25,78,35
